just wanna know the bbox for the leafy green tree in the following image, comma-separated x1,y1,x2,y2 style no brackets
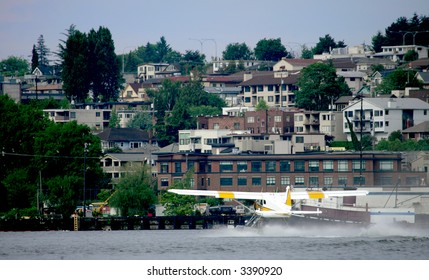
109,165,157,216
404,50,418,62
222,42,253,60
156,36,172,62
127,111,154,131
312,34,346,55
375,68,423,95
254,38,289,61
255,99,269,111
109,110,120,128
160,170,196,216
88,27,122,102
388,130,403,142
0,56,30,77
300,45,314,59
371,14,429,52
295,62,350,110
60,29,90,103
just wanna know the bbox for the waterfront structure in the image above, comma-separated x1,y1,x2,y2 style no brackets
155,150,426,191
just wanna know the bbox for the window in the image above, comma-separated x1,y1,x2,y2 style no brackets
238,177,247,186
280,161,291,172
220,177,233,186
338,176,347,186
251,161,262,172
380,161,393,171
352,160,366,171
385,109,389,115
324,176,333,186
70,112,76,119
161,178,169,187
252,177,262,186
247,116,255,123
237,161,248,172
267,177,276,186
213,123,219,129
174,162,182,173
353,176,365,185
338,160,348,172
274,115,282,122
179,133,190,145
295,176,305,185
309,176,319,186
309,160,319,172
296,136,304,143
268,85,274,91
380,176,393,186
294,160,305,172
323,160,334,172
160,163,169,173
281,176,290,186
266,161,276,172
220,161,233,172
268,96,273,102
257,85,263,92
95,112,101,117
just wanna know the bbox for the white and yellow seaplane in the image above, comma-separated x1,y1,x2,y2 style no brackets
168,186,369,226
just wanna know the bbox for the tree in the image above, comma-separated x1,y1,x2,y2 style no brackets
109,165,157,216
222,42,253,60
160,170,196,216
312,34,346,55
87,26,122,102
36,35,50,67
295,62,350,110
300,45,314,59
0,56,30,77
375,68,423,95
255,99,269,111
371,14,429,52
404,50,418,62
127,111,153,131
109,110,120,128
254,38,289,61
31,45,39,72
60,29,90,103
156,36,172,63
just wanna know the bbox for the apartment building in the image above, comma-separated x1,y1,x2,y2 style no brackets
156,151,426,192
44,109,111,131
239,71,299,108
343,97,429,142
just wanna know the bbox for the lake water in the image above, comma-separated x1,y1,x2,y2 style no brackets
1,223,428,260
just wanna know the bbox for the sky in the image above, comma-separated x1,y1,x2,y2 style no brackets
0,0,428,62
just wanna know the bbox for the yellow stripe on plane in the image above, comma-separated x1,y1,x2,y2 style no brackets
217,191,235,199
307,191,326,199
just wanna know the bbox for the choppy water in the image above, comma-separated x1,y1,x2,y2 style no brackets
0,223,428,260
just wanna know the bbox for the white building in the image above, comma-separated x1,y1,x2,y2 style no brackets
343,97,429,143
44,109,111,131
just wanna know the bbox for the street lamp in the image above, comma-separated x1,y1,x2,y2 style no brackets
83,143,89,217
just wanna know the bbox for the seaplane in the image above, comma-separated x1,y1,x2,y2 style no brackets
168,186,369,226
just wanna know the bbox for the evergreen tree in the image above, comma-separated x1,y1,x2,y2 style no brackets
36,35,50,66
31,45,39,72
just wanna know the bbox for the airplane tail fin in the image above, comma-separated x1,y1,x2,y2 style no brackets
285,185,292,207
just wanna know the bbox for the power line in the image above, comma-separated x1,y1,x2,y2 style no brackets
1,151,100,160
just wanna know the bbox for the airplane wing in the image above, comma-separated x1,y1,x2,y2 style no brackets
291,189,369,200
168,189,268,200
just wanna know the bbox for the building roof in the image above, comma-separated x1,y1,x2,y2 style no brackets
417,72,429,83
402,121,429,133
281,58,321,67
97,128,151,142
239,72,299,86
348,97,429,110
